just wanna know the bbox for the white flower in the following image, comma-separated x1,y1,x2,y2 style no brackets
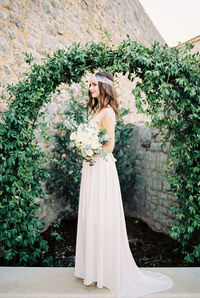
91,141,101,149
86,149,93,157
70,132,77,141
69,122,111,165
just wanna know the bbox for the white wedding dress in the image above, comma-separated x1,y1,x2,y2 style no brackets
74,107,173,298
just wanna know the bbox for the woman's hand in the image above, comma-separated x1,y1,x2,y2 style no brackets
77,151,82,156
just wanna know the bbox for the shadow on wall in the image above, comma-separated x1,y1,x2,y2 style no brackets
124,123,177,235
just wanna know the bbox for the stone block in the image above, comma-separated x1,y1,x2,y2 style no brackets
151,196,159,204
145,177,153,188
163,199,171,208
3,65,11,74
156,152,167,162
166,218,176,227
8,28,16,39
51,0,60,9
18,33,24,44
148,161,156,169
152,179,162,191
148,189,157,197
167,208,175,217
44,23,58,36
163,180,171,192
158,191,168,200
147,200,157,214
31,0,40,7
10,14,25,30
136,151,143,160
150,143,161,151
0,0,10,8
155,221,161,231
146,151,156,161
168,196,178,206
156,161,165,171
56,23,64,35
140,127,151,148
26,37,38,50
50,8,57,20
0,9,7,19
162,206,168,216
144,169,153,177
10,1,19,13
0,34,10,54
13,41,22,49
150,171,159,178
140,159,148,169
146,192,152,202
26,11,39,27
42,2,51,14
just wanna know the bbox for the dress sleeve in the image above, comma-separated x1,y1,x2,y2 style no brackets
98,108,116,125
98,108,116,153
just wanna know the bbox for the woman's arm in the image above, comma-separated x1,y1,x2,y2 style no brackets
99,111,115,153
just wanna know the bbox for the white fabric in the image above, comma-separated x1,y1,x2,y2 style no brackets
74,107,173,298
91,74,114,86
91,107,116,124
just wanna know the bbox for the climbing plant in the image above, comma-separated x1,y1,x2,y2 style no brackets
0,37,199,265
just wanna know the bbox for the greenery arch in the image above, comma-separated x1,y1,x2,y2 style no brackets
0,38,199,265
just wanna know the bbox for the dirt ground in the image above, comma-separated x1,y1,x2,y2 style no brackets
41,216,200,267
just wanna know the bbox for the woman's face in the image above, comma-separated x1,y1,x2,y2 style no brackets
89,78,100,99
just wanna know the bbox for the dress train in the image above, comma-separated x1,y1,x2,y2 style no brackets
74,107,173,297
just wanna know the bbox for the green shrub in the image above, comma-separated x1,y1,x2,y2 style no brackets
0,86,51,265
132,41,200,263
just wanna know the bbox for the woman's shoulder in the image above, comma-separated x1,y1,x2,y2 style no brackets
101,105,115,114
99,105,116,122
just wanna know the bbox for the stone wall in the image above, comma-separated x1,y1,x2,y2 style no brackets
124,124,178,235
0,0,165,118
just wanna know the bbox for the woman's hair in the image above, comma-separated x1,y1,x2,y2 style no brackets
87,71,119,119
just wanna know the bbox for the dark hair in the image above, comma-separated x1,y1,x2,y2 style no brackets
87,71,119,119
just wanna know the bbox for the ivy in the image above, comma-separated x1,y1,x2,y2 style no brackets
0,37,199,265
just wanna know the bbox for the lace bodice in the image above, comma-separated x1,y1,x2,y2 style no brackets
88,107,117,162
89,107,116,129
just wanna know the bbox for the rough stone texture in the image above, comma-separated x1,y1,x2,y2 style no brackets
0,0,165,122
0,0,181,233
124,124,178,235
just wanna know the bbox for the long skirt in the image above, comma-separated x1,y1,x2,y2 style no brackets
74,153,173,298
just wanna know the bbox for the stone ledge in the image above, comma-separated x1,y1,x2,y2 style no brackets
0,267,200,297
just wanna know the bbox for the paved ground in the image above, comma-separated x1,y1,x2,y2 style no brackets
0,267,200,297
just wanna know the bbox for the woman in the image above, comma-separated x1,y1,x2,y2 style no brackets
74,72,173,298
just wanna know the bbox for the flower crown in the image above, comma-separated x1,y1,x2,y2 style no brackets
91,74,114,86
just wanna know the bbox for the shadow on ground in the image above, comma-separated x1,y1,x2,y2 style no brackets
40,216,199,267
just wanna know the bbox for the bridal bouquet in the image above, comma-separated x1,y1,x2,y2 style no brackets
70,123,111,166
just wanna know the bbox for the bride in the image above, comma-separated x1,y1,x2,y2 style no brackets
74,71,173,298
